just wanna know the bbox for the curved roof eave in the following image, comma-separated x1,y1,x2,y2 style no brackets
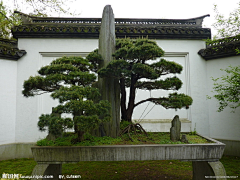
0,38,26,60
198,36,240,60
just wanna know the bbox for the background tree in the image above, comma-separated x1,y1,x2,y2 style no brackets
97,38,193,122
207,66,240,112
0,0,77,38
12,0,77,17
0,1,21,38
205,2,240,51
22,56,111,142
212,2,240,39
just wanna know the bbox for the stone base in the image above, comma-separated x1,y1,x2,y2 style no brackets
215,139,240,157
32,164,62,180
192,161,226,180
31,135,226,180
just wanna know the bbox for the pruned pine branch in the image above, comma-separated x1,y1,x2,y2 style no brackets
134,93,192,109
135,77,182,90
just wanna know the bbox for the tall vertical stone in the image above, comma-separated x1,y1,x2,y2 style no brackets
170,115,181,141
98,5,120,137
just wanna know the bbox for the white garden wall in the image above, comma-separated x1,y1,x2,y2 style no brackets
0,59,17,145
1,37,239,148
13,38,209,143
206,56,240,141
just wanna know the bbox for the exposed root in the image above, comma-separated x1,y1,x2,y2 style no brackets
119,123,148,142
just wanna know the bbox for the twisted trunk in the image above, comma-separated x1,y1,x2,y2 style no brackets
122,74,138,122
73,111,85,142
120,78,127,120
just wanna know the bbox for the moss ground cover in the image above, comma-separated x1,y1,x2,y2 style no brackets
0,156,239,180
36,132,211,146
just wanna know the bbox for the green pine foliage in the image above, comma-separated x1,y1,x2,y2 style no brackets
89,38,193,122
85,49,104,73
38,114,73,137
22,56,111,142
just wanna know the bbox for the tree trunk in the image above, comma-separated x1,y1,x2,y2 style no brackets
120,78,127,120
77,130,85,142
124,74,137,122
74,123,85,142
73,112,85,142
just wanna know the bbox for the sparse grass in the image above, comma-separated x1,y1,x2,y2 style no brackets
0,158,36,176
0,156,239,180
36,132,211,146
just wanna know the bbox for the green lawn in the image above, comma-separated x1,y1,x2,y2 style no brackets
36,132,210,146
0,156,239,180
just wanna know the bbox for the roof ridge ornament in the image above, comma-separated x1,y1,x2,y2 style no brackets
188,14,210,27
190,14,210,19
14,11,33,24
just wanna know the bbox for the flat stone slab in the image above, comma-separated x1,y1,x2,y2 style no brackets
31,134,225,163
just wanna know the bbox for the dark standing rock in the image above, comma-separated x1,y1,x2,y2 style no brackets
97,5,120,137
170,115,181,141
181,134,189,143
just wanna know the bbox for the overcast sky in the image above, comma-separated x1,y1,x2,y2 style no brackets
71,0,240,33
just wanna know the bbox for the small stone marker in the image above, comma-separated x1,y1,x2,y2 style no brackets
181,134,189,143
170,115,181,141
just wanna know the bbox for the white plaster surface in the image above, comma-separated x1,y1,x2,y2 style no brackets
0,59,17,144
206,57,240,141
136,119,192,132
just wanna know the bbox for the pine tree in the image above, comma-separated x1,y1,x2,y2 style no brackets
96,38,193,122
22,56,111,142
